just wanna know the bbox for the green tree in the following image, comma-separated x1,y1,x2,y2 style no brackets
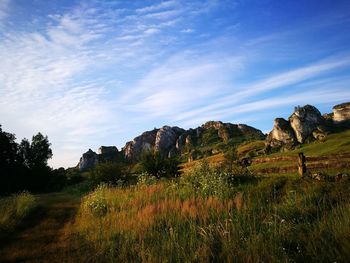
20,133,52,168
0,125,22,194
89,162,125,184
139,150,179,178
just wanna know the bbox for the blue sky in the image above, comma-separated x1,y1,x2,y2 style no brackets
1,0,350,168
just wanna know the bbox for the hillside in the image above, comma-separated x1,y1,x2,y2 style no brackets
181,130,350,175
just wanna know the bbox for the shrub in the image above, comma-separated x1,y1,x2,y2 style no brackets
89,162,126,185
139,151,180,178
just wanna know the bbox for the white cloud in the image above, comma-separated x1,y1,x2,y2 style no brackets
136,1,179,14
171,56,350,123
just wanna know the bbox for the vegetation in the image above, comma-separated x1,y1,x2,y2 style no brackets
0,192,37,234
139,150,180,178
69,160,350,262
0,125,54,194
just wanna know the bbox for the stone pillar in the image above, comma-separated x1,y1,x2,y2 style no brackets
298,152,307,177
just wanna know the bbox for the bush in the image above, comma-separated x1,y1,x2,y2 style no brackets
89,162,126,185
139,151,180,178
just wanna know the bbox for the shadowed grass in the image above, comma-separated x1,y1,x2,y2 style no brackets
0,192,37,235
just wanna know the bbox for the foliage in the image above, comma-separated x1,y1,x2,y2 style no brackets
89,162,126,185
139,150,180,178
0,192,37,234
0,125,54,194
137,172,158,186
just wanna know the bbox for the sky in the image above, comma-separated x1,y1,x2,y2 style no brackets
1,0,350,168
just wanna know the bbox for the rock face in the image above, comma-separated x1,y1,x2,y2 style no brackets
155,126,184,157
265,103,350,150
289,105,323,143
122,126,185,161
78,149,98,171
122,129,158,161
333,102,350,122
121,121,264,161
266,118,296,148
98,146,118,155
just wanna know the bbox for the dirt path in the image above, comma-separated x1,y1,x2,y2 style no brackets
0,193,81,263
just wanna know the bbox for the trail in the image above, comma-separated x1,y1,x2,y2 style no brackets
0,193,80,263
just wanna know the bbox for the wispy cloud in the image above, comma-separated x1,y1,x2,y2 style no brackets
1,0,350,168
0,0,9,21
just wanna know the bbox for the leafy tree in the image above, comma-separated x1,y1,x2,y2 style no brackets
20,133,52,169
89,162,125,184
139,150,180,178
0,125,22,194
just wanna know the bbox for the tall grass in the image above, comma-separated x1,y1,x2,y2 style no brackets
72,162,350,262
0,191,37,234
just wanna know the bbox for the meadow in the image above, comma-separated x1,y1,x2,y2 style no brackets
70,161,350,263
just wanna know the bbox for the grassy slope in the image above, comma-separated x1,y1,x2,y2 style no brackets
269,130,350,157
182,130,350,174
71,172,350,262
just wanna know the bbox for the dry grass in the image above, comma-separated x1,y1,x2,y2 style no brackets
71,170,350,262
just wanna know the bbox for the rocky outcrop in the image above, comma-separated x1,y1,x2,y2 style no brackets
289,105,324,143
122,126,185,161
155,126,184,157
333,102,350,122
120,121,264,161
266,118,296,148
265,103,350,150
78,149,98,171
122,129,158,161
98,146,118,155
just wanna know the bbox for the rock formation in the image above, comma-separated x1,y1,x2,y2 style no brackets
155,126,184,157
98,146,118,155
266,118,296,148
333,102,350,122
266,103,350,150
78,149,98,171
122,129,158,161
289,105,323,143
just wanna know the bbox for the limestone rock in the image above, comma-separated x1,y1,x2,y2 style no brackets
98,146,118,155
289,105,324,143
312,128,327,141
122,129,158,161
266,118,296,148
333,102,350,122
78,149,98,171
175,134,186,150
155,126,184,157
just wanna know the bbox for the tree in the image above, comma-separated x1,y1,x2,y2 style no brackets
139,150,180,178
89,162,125,184
0,125,22,194
19,133,52,169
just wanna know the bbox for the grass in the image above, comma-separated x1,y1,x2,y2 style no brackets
70,161,350,262
270,129,350,157
0,191,37,235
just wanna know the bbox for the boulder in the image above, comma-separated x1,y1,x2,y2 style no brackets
266,118,296,148
289,105,324,143
78,149,98,171
333,102,350,122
